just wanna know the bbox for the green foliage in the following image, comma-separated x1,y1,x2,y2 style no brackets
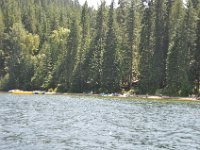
101,1,120,93
71,1,90,93
119,0,135,86
0,9,5,77
150,0,166,92
3,23,34,90
165,0,196,96
57,18,80,92
165,30,180,96
89,1,106,92
0,74,9,91
0,0,199,96
138,1,153,94
189,8,200,95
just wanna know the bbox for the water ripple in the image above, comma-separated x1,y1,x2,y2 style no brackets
0,94,200,150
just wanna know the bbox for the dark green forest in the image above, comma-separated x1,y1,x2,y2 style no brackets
0,0,199,96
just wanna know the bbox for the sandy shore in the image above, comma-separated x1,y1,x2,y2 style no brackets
61,93,200,102
1,91,199,102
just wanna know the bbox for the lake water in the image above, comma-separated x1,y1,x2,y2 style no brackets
0,94,200,150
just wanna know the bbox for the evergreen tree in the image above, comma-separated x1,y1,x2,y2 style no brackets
189,7,200,96
31,43,50,90
0,8,5,78
116,0,129,85
123,0,136,88
165,0,193,96
43,27,70,89
138,1,153,94
101,1,120,93
71,2,90,93
179,0,196,96
150,0,166,93
89,1,106,92
1,0,22,30
57,18,80,92
0,0,199,96
192,11,200,95
161,0,173,87
165,29,182,96
170,0,185,37
22,0,37,33
5,23,34,90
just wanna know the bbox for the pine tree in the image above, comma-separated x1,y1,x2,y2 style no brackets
165,29,182,96
116,0,128,34
116,0,129,86
150,0,166,93
179,0,196,96
0,8,5,78
189,7,200,96
123,0,136,88
71,2,90,93
161,0,173,87
101,1,120,93
138,1,153,94
5,23,34,90
89,1,106,92
57,18,80,92
165,0,193,96
0,0,199,95
170,0,185,37
43,27,70,89
1,0,22,30
0,0,83,91
193,11,200,95
22,0,37,33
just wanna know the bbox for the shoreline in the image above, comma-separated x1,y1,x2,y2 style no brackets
69,93,200,102
1,91,199,102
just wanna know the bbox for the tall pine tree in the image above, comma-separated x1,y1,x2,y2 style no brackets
121,0,136,88
193,10,200,95
0,8,5,78
101,0,120,93
195,2,200,95
57,18,80,92
166,0,187,96
89,1,106,92
138,1,153,94
71,1,90,93
150,0,166,93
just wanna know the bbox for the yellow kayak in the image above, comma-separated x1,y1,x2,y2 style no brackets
9,90,33,94
9,90,48,95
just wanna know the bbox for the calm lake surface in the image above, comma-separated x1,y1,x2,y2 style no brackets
0,94,200,150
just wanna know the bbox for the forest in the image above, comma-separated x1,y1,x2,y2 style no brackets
0,0,199,96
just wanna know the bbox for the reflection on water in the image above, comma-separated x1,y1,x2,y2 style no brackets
0,94,200,150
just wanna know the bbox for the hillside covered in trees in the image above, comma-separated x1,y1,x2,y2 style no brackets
0,0,199,96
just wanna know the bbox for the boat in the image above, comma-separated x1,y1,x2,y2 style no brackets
9,90,33,94
33,91,45,95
